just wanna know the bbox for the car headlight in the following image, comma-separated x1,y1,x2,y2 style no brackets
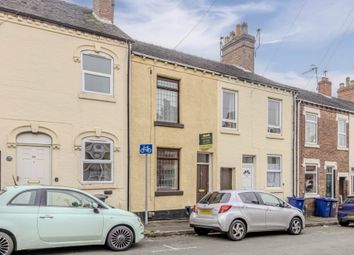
136,216,143,224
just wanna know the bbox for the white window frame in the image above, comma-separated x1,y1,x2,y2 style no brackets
305,112,318,145
337,118,347,148
81,51,114,96
221,89,238,129
305,164,318,196
266,155,282,188
267,98,282,134
81,137,114,184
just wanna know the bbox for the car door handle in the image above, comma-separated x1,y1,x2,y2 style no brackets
39,215,54,219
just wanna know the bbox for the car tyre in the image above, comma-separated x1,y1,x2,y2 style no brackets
0,231,14,255
194,227,209,236
288,217,302,235
339,221,350,227
106,225,134,251
227,220,247,241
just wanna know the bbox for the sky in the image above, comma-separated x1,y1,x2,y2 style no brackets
71,0,354,95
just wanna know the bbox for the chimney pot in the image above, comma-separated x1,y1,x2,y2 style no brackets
337,76,354,102
236,24,241,35
93,0,114,24
346,77,350,86
318,76,332,96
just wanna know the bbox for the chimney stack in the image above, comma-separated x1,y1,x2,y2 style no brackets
220,22,256,72
337,76,354,102
93,0,115,24
317,76,332,97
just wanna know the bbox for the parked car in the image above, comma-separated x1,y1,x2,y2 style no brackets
338,196,354,226
190,190,305,241
0,186,144,254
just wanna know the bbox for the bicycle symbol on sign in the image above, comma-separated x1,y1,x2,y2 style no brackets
139,144,153,155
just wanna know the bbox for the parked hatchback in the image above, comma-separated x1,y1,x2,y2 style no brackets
190,190,305,241
0,186,144,254
338,196,354,226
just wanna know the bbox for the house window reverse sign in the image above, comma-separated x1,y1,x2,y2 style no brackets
199,133,213,150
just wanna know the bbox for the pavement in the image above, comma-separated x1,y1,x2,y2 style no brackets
144,216,338,237
16,225,354,255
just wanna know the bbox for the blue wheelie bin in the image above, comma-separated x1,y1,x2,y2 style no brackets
288,197,305,211
315,197,332,217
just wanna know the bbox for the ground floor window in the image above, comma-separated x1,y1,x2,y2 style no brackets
305,165,317,194
81,137,113,183
157,148,179,190
267,155,281,187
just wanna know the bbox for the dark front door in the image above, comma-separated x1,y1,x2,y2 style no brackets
220,168,233,190
339,177,346,201
197,164,209,202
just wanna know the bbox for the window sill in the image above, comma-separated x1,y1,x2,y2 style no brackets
337,147,348,151
266,134,284,140
305,144,320,148
220,128,240,135
265,187,283,193
304,193,320,199
155,190,184,196
154,121,184,128
79,92,116,103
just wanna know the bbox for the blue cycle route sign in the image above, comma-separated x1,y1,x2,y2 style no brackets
139,144,153,155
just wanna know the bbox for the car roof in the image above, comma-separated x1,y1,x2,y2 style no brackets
4,185,82,192
215,190,268,194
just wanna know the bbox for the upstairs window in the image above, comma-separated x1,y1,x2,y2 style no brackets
81,137,113,183
222,90,237,129
268,99,281,134
82,52,113,95
338,118,347,148
305,113,318,145
156,77,179,123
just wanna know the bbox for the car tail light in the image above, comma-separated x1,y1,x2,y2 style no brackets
219,205,232,213
192,204,197,213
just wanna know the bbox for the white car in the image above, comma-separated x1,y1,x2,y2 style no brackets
190,190,305,241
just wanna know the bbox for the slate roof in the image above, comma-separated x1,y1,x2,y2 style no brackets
0,0,132,42
133,41,354,112
132,41,295,91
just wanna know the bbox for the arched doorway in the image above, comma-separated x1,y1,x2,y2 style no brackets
16,133,52,185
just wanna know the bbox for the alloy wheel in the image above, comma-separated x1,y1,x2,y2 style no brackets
0,232,13,255
231,222,245,239
291,218,302,234
109,226,134,251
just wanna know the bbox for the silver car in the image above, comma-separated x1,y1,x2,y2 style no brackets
190,190,305,241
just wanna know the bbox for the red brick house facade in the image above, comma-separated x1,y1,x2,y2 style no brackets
297,77,354,216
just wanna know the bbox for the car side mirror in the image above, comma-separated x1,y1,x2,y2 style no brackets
93,203,99,214
279,201,287,208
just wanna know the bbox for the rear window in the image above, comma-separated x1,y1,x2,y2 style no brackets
199,192,231,204
345,197,354,204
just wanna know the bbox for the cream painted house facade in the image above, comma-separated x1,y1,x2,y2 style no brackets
0,0,131,208
130,41,295,219
217,80,294,200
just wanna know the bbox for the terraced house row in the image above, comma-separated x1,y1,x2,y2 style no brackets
1,0,354,219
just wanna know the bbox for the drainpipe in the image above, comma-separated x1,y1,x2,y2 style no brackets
292,92,297,197
127,42,132,211
296,99,302,197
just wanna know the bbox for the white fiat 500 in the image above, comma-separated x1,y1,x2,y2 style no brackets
0,186,144,254
190,190,305,241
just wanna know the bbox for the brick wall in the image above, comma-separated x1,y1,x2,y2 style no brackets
299,103,350,216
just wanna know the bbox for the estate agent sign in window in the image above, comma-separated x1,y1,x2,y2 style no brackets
82,52,113,95
268,99,281,134
156,77,179,123
222,89,237,129
157,148,179,191
82,138,113,183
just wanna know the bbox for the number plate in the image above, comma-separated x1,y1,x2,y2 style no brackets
198,209,212,215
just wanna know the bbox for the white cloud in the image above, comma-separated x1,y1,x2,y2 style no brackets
116,0,276,60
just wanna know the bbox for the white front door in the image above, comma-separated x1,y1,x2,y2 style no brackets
17,146,51,185
242,163,254,190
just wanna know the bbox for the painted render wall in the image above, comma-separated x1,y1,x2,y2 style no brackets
0,12,129,208
130,56,218,213
217,80,294,200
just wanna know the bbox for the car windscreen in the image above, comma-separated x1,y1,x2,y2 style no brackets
344,197,354,204
199,192,231,204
